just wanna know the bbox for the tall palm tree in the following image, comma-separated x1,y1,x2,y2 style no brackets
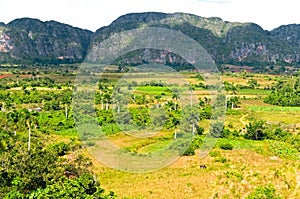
184,106,199,136
20,109,38,151
103,93,111,111
61,91,72,119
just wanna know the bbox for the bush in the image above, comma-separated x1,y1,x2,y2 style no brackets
209,150,221,157
246,184,282,199
219,142,234,150
49,142,69,156
183,136,203,156
86,141,96,147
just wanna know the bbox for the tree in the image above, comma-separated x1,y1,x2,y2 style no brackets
60,90,72,119
0,131,115,198
20,109,38,151
247,79,259,89
182,106,201,136
209,121,224,138
264,77,300,107
103,93,111,111
245,120,267,140
171,88,180,101
189,85,195,107
28,174,115,199
7,109,20,136
227,96,241,109
224,81,237,95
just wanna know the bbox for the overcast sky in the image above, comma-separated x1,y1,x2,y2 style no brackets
0,0,299,31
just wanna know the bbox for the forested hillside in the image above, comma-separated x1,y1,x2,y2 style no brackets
1,12,300,67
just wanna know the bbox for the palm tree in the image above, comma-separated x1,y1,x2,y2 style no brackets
184,106,199,136
171,89,180,110
103,93,111,111
61,92,72,119
172,117,180,139
172,88,180,100
112,94,123,114
20,109,38,151
7,109,20,136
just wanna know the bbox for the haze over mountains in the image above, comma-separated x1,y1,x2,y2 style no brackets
0,12,299,67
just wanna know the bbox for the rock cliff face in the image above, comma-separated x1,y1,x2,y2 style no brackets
0,18,92,64
91,12,300,66
1,13,300,66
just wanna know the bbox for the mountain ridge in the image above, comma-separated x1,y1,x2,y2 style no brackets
0,12,300,66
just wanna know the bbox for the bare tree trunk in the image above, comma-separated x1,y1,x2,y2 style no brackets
106,101,109,110
117,102,120,114
174,129,177,139
28,125,31,151
65,106,68,119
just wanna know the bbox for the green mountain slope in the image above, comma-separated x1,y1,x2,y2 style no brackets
0,18,92,64
90,12,300,66
0,12,300,66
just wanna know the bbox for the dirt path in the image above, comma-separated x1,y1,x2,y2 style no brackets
239,114,248,127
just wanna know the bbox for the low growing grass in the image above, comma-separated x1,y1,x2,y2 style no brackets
249,106,300,112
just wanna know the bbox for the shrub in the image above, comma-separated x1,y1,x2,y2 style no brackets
209,150,221,157
86,141,96,147
182,136,203,156
50,142,69,156
220,142,234,150
246,184,282,199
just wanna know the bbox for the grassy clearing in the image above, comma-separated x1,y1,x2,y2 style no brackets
238,89,272,95
249,106,300,112
135,86,170,95
87,132,299,198
92,146,299,199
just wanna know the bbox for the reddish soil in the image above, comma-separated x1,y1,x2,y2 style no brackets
0,74,12,79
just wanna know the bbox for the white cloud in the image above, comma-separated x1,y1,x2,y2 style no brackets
0,0,299,31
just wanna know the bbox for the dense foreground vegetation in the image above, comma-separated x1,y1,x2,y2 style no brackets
0,65,299,198
0,130,115,198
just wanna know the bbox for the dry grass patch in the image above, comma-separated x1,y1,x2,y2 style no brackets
89,148,299,199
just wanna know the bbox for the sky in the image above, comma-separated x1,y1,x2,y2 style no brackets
0,0,299,31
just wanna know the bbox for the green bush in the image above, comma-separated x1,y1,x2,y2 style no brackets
209,150,221,157
246,184,282,199
181,136,203,156
219,142,234,150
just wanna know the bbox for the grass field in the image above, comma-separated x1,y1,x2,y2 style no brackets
91,144,299,199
